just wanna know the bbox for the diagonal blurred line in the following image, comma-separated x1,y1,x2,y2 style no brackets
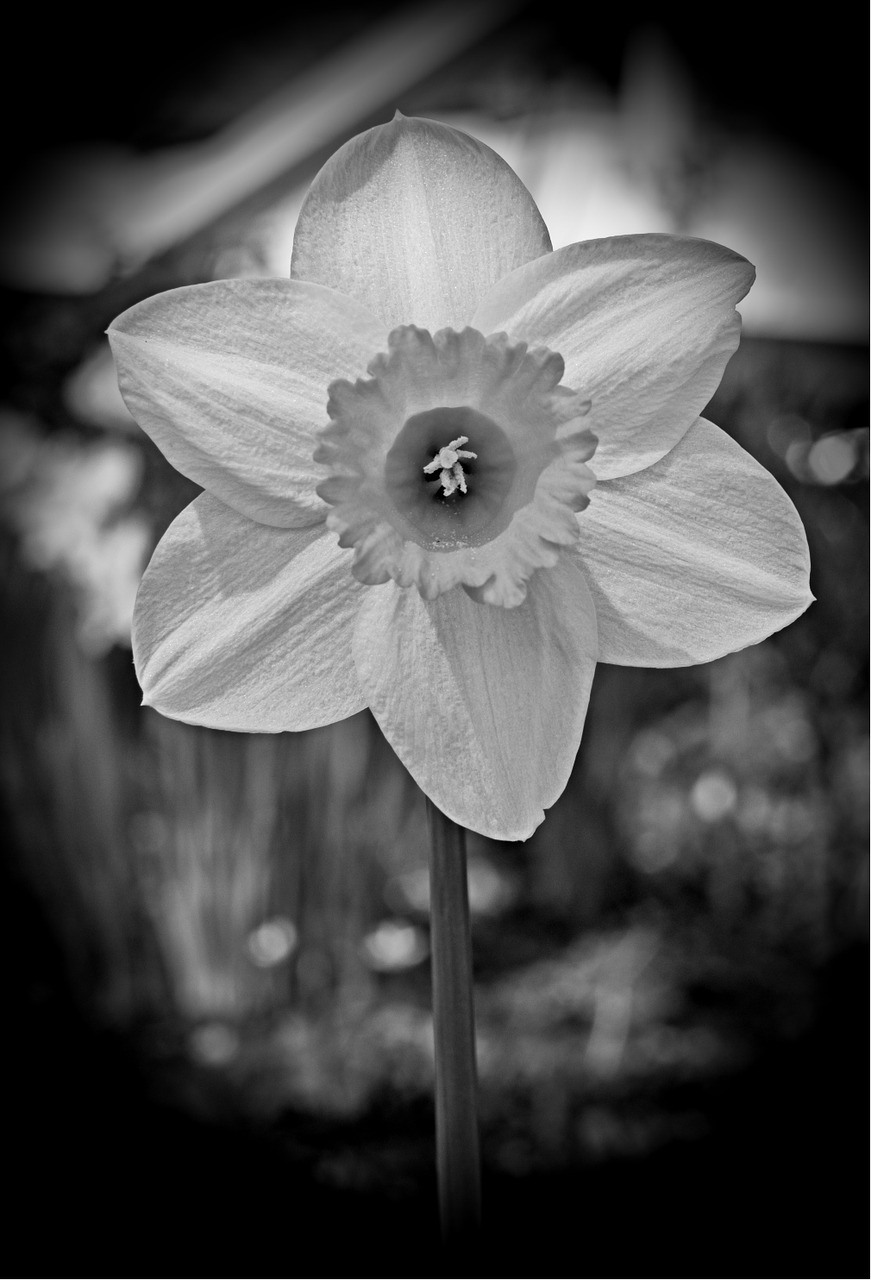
126,0,523,255
4,0,523,292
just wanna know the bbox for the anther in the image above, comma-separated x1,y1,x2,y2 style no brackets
423,435,477,496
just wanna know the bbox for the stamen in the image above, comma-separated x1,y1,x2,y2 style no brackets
423,436,477,496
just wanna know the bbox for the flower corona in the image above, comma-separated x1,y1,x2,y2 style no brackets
315,324,596,607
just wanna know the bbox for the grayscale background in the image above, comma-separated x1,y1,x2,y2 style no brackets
1,4,866,1272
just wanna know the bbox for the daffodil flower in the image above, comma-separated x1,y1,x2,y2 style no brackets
109,114,812,841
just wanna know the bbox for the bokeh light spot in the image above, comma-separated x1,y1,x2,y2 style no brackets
690,771,738,822
630,729,677,778
247,916,298,967
807,433,858,485
766,412,812,459
189,1022,239,1066
361,920,428,972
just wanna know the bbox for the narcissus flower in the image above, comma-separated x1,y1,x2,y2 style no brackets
109,114,812,841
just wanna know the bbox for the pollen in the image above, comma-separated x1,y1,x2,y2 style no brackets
423,436,477,496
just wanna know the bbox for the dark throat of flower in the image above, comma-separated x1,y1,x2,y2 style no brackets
384,406,517,548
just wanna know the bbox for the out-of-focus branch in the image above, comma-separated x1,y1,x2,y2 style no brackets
0,0,521,293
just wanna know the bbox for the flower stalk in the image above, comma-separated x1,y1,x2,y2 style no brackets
426,797,482,1244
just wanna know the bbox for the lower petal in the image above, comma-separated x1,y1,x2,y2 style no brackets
574,418,814,666
353,556,598,840
134,493,368,730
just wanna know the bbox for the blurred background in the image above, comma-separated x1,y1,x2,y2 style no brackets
0,2,866,1273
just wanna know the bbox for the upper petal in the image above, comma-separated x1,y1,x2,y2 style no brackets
574,417,813,666
353,555,598,841
134,492,368,730
109,278,388,527
291,114,551,334
472,234,754,480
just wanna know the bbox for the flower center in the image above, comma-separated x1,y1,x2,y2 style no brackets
423,435,477,495
383,405,518,546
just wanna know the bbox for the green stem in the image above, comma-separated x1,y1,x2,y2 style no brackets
426,797,482,1245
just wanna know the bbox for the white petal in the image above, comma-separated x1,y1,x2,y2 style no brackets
574,418,814,665
291,114,551,333
133,493,368,729
473,234,754,480
353,557,598,840
109,278,388,526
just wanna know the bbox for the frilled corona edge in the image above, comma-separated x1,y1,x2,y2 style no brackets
315,324,596,607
